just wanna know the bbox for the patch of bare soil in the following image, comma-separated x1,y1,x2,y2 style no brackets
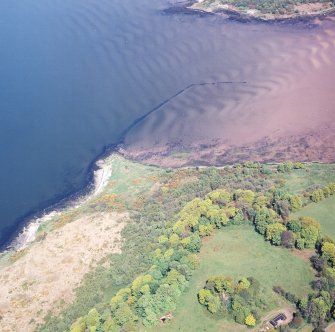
295,3,331,14
291,248,315,263
326,322,335,332
0,212,127,332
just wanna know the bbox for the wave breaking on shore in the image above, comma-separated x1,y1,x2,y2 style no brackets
7,154,115,251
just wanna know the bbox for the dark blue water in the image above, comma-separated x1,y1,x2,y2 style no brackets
0,0,334,248
0,0,214,247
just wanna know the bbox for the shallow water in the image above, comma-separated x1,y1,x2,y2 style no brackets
0,0,334,247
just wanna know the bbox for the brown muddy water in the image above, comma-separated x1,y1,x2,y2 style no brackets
123,10,335,166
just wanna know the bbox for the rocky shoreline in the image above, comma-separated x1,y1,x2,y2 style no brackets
120,127,335,168
168,0,335,23
5,154,115,252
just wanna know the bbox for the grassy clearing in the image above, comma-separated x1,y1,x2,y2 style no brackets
101,155,163,208
153,225,314,332
293,195,335,239
283,163,335,195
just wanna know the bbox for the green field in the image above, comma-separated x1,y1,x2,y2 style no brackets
37,161,334,332
153,225,314,332
84,155,165,213
103,155,162,200
293,195,335,239
283,163,335,195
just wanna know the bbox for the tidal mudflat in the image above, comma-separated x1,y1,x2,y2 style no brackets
122,12,335,167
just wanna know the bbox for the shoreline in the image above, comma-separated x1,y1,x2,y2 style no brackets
120,126,335,168
170,0,335,23
3,6,335,250
5,150,116,252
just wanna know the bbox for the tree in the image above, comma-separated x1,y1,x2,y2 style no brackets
277,161,293,173
321,242,335,266
266,223,287,245
288,195,302,212
164,269,186,288
164,248,174,261
70,317,86,332
296,237,305,250
136,293,154,317
158,235,168,244
245,313,256,326
293,162,305,169
142,308,157,326
298,298,308,317
276,200,290,220
324,267,335,287
254,208,275,235
328,182,335,194
207,275,233,294
308,296,330,325
232,295,246,312
185,234,201,252
232,210,245,225
311,189,324,203
153,284,177,314
237,277,251,291
301,225,319,249
198,289,212,305
312,278,329,292
198,288,220,313
300,217,320,230
113,303,138,326
169,233,180,246
206,189,231,205
287,220,302,233
281,230,295,248
235,310,247,324
234,189,255,205
86,308,100,331
310,256,325,273
207,294,220,313
199,224,214,237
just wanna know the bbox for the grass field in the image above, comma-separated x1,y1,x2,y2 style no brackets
283,163,335,195
103,155,162,200
293,195,335,239
152,225,314,332
86,155,165,213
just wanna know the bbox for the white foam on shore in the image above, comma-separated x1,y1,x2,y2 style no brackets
8,153,115,251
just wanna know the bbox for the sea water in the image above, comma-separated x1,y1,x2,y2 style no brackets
0,0,334,248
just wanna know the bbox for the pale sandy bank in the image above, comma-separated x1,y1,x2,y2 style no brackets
0,211,127,332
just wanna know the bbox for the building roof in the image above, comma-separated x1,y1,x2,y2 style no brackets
270,313,287,327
